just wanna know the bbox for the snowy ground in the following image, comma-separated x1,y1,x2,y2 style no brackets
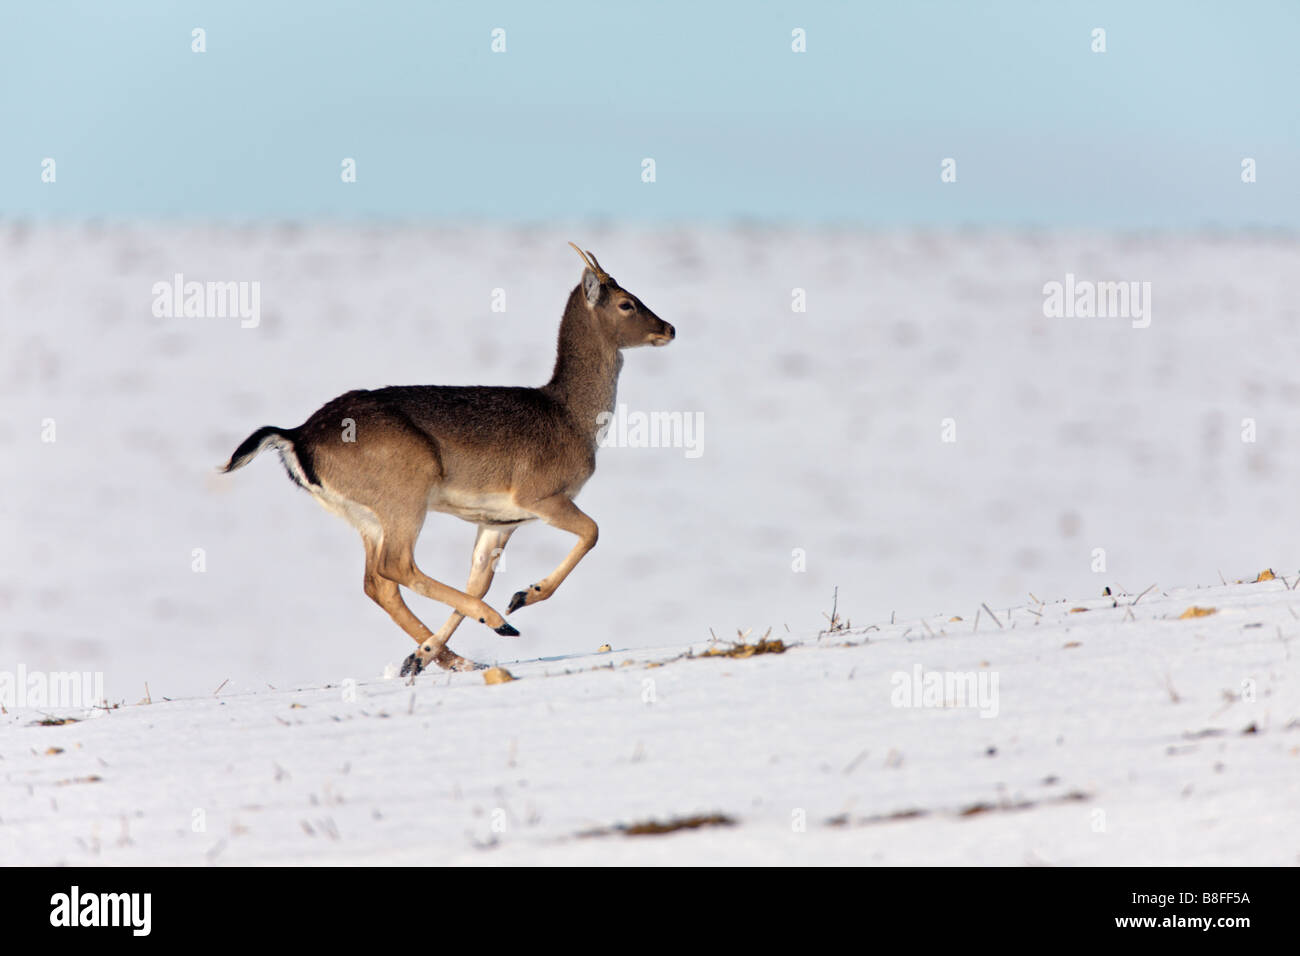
2,224,1298,864
2,577,1297,865
3,224,1299,704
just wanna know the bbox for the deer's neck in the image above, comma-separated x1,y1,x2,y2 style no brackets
542,289,623,440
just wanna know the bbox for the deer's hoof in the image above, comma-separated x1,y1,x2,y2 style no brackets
507,590,529,614
495,620,520,637
399,652,426,677
436,649,485,672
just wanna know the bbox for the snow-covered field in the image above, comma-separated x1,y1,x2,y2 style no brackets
3,579,1297,865
2,224,1298,863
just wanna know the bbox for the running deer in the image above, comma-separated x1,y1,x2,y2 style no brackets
221,243,675,674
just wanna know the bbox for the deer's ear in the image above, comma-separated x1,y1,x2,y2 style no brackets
582,268,604,308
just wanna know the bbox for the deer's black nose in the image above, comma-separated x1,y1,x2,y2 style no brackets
663,323,676,339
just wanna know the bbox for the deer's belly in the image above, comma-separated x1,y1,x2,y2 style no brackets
427,488,537,526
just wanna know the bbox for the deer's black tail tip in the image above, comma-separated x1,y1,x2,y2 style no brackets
222,426,291,473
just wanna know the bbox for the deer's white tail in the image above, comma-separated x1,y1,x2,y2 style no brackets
221,426,320,489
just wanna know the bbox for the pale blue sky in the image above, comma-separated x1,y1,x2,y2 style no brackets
1,0,1296,227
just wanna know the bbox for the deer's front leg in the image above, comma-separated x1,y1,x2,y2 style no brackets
507,496,597,614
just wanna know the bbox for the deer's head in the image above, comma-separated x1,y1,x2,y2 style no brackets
570,242,675,349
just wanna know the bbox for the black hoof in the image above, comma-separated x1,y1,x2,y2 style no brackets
495,621,520,637
508,590,528,614
399,652,426,677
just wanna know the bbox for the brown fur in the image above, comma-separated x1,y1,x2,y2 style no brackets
222,250,674,672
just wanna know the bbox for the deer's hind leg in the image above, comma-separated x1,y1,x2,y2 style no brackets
359,532,450,662
310,418,515,671
360,533,481,674
372,504,518,671
403,524,516,675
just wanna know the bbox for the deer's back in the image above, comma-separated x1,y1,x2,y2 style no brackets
297,385,596,507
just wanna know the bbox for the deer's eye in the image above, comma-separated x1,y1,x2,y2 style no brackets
618,301,634,312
